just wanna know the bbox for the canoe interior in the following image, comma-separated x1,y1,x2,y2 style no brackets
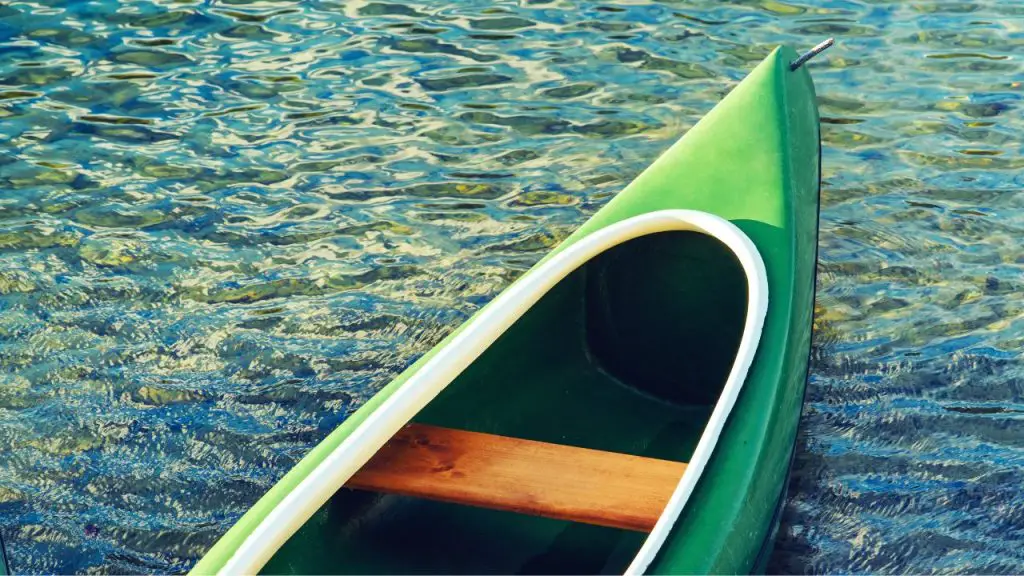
261,230,748,575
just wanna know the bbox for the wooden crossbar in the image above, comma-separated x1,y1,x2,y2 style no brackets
346,423,687,532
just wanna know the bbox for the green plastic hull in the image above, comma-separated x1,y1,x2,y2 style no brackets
193,45,820,575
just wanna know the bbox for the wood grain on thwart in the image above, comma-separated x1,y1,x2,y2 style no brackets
346,423,688,532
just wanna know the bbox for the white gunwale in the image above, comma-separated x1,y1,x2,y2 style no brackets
218,209,769,576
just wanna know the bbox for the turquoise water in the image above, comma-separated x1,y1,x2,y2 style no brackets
1,0,1022,572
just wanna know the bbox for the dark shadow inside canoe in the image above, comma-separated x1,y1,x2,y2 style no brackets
262,230,748,575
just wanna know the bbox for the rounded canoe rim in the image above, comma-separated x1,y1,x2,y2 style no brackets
216,209,769,575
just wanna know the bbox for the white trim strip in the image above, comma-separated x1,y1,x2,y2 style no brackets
219,210,768,575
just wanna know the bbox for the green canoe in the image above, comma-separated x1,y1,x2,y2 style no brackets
193,44,820,575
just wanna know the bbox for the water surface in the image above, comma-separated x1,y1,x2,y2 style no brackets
1,0,1022,573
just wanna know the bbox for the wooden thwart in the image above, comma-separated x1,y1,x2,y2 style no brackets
346,423,688,532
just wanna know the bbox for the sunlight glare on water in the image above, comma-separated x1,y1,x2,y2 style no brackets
0,0,1023,572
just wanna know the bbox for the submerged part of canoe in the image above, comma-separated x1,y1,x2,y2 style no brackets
192,44,820,576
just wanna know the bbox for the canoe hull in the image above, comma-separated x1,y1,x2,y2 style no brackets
192,45,820,575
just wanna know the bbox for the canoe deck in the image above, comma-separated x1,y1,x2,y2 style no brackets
347,423,688,532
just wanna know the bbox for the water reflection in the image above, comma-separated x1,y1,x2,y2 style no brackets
0,0,1022,573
